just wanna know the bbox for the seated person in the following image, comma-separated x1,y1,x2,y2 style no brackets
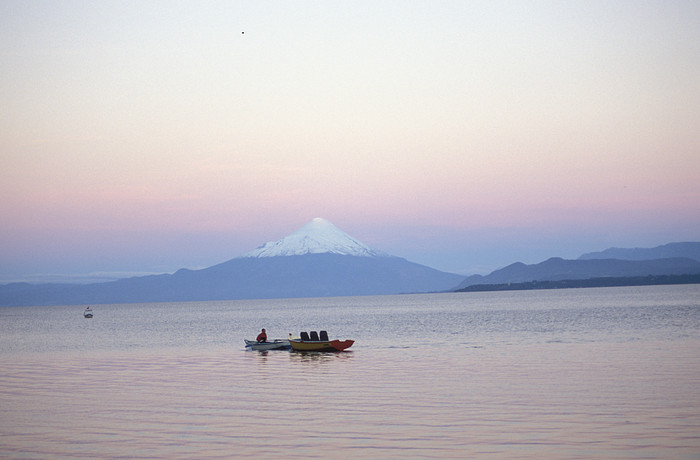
256,328,267,342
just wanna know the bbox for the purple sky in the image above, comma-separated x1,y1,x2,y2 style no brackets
2,1,699,283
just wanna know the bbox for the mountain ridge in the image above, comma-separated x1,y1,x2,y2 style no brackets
578,242,700,262
0,219,462,306
0,254,464,306
2,218,699,306
454,256,700,290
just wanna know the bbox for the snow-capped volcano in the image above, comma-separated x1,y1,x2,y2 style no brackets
244,218,387,258
1,217,466,305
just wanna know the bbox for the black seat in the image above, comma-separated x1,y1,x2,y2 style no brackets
310,331,320,341
300,331,310,341
319,330,329,341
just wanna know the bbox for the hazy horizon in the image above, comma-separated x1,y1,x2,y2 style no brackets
2,1,699,283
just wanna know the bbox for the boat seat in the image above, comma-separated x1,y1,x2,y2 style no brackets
319,330,329,341
300,331,310,341
310,331,320,341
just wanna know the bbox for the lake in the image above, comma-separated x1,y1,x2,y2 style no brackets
1,285,699,459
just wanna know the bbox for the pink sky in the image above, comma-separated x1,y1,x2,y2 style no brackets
1,1,699,282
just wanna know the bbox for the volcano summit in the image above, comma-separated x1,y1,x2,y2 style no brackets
245,218,386,258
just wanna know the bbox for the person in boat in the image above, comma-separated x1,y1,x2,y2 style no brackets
256,328,267,342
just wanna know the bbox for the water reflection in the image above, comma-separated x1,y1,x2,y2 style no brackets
244,348,291,365
243,347,356,367
288,350,354,365
248,350,270,364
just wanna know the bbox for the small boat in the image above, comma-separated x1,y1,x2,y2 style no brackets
288,330,354,352
83,307,93,318
244,339,291,351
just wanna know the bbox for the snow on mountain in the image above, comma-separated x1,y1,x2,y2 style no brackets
243,218,388,258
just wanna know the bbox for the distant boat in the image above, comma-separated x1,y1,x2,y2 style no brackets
244,339,290,351
83,307,93,318
288,330,354,352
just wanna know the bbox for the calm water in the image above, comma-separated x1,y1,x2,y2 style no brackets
1,285,699,459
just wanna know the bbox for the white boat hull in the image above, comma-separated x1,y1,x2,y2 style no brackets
244,339,290,351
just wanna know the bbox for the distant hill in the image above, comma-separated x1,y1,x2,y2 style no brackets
578,242,700,262
457,274,700,292
0,218,463,306
454,257,700,290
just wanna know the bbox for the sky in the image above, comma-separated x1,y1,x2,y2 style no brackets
1,0,699,283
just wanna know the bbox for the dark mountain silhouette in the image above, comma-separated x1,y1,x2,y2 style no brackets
578,242,700,262
0,219,463,306
3,222,699,306
454,257,700,290
457,274,700,292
